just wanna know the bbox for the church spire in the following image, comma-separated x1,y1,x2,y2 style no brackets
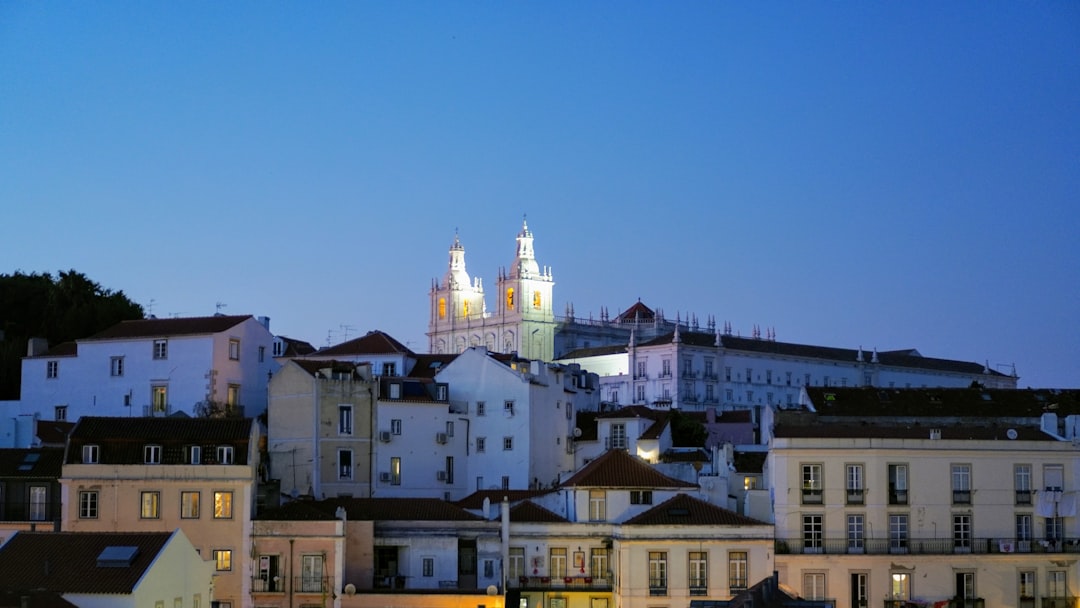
510,216,541,279
445,231,471,289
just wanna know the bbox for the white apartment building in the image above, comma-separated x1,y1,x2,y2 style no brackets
433,347,600,495
19,314,278,422
559,325,1017,418
769,387,1080,608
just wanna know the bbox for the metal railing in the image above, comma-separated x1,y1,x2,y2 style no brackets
511,576,613,591
251,577,284,593
778,537,1080,556
293,576,333,593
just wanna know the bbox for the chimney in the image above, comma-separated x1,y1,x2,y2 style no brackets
257,316,270,330
27,337,48,357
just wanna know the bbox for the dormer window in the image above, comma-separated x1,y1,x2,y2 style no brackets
436,384,448,401
389,382,401,399
217,446,234,465
83,444,100,464
189,445,202,465
144,445,162,464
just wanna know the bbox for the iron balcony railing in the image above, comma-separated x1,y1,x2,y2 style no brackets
777,537,1080,556
293,576,333,593
1041,598,1077,608
251,577,284,593
0,501,62,523
511,576,613,591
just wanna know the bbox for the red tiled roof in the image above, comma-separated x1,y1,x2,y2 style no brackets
314,330,414,357
616,300,656,322
455,490,553,510
560,449,697,489
510,501,568,523
84,315,252,340
0,531,174,594
624,493,767,526
35,421,75,446
257,498,483,522
67,417,253,465
596,405,660,421
410,354,459,378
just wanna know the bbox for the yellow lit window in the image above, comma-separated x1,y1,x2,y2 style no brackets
438,298,446,319
463,301,470,316
533,291,541,309
506,288,514,310
214,491,233,519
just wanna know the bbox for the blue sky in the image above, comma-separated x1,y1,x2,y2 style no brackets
2,3,1077,387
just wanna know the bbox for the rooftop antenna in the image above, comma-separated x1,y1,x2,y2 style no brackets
146,298,155,318
215,301,228,314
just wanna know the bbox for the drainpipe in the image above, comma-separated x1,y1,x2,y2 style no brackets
501,497,510,593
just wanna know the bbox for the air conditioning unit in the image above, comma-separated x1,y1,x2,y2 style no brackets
379,472,391,483
436,470,448,481
379,431,392,443
436,432,448,444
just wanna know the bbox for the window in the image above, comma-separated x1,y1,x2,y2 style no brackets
181,491,200,519
590,547,608,579
438,297,446,319
766,370,772,384
803,573,826,601
228,339,240,360
339,405,353,435
506,288,515,310
226,384,240,409
1046,516,1064,541
725,366,732,381
648,551,667,595
630,490,653,505
704,358,714,377
390,457,401,485
953,514,972,551
1015,464,1032,504
153,339,168,359
1019,571,1035,606
423,557,434,577
889,514,909,551
258,346,265,362
802,464,823,504
339,450,353,480
82,444,99,464
637,360,647,379
955,572,975,603
890,572,910,600
476,401,486,416
383,362,396,376
688,551,707,595
217,445,234,464
509,547,525,580
445,456,454,484
888,464,909,505
636,385,646,402
110,356,124,377
79,491,98,518
589,490,606,522
501,475,509,490
661,359,671,377
390,419,402,435
846,464,864,504
446,421,454,437
55,405,67,421
503,436,514,451
29,486,46,521
848,514,865,551
533,290,541,309
610,423,626,450
476,437,486,453
504,400,514,415
214,549,232,571
725,389,733,401
852,572,869,608
786,371,792,385
545,547,565,579
141,491,160,519
189,445,202,464
46,360,58,378
152,385,168,413
728,551,747,591
745,367,752,383
144,445,162,464
804,373,811,386
803,514,823,551
1048,570,1067,600
389,383,401,399
213,491,233,519
1016,513,1033,542
1044,464,1065,491
952,464,972,504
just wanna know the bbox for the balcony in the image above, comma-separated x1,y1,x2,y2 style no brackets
889,489,909,505
1041,598,1077,608
0,501,61,525
776,537,1080,556
953,489,972,505
802,487,823,504
511,576,612,591
1016,489,1033,505
251,576,284,593
846,489,865,505
294,576,333,594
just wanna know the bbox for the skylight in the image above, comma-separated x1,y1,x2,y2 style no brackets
97,546,139,567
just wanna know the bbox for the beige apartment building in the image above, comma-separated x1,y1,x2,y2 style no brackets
769,387,1080,608
60,416,260,608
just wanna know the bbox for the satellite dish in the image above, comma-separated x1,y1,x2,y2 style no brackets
573,427,582,438
344,583,356,596
1006,428,1018,440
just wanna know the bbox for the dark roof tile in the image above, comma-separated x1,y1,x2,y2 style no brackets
624,493,767,526
560,450,697,489
257,498,483,522
455,490,554,510
313,330,414,357
85,315,251,341
510,501,568,523
67,417,253,465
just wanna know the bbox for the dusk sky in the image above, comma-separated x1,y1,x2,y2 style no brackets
2,4,1077,387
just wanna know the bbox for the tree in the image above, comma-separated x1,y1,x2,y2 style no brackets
0,270,144,399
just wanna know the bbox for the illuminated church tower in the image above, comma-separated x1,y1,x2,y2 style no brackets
427,220,556,360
